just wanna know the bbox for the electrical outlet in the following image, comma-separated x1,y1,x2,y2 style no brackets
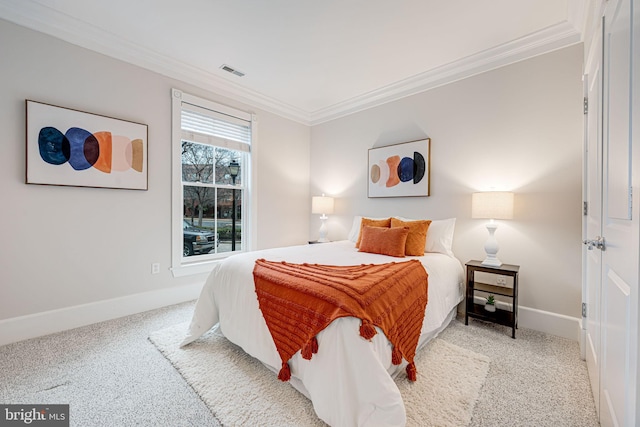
151,263,160,274
496,277,507,286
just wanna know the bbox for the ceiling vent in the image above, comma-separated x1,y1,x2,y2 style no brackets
220,64,245,77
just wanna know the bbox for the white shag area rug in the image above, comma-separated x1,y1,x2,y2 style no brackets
149,323,490,427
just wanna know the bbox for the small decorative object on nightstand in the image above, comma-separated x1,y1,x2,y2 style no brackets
484,295,496,312
465,260,520,338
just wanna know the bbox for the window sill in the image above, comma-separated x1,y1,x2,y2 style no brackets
171,251,246,278
171,259,219,278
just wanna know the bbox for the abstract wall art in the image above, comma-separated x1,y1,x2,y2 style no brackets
368,138,430,198
26,100,148,190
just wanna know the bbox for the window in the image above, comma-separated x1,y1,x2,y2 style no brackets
171,89,254,276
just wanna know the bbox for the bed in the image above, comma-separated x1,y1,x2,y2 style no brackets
181,217,464,427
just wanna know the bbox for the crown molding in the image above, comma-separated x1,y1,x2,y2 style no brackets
567,0,589,39
308,21,582,125
0,0,311,124
1,1,581,127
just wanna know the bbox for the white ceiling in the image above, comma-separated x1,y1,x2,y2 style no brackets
0,0,586,124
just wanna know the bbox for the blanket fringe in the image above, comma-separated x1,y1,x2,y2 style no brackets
278,362,291,381
359,320,377,340
406,362,417,382
391,346,403,365
301,336,318,360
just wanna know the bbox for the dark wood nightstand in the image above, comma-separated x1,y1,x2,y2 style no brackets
465,260,520,338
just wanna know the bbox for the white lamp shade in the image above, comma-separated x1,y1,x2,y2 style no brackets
312,195,334,215
471,192,514,220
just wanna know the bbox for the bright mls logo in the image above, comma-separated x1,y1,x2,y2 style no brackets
0,405,68,426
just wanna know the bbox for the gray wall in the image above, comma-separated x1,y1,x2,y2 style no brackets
0,15,584,338
0,19,310,321
310,45,584,318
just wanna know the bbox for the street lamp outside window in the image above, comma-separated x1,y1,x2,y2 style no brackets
229,160,240,251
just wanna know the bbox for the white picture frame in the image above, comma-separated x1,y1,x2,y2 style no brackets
26,100,148,190
368,138,430,198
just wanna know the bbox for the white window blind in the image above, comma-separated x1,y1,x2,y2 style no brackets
181,103,251,153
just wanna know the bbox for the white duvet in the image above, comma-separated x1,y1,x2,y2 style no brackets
182,240,464,427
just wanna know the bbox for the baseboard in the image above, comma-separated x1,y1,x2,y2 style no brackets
518,305,581,341
462,295,582,343
0,284,202,347
465,299,581,341
2,288,582,347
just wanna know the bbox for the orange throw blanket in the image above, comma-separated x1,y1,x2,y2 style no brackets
253,259,429,382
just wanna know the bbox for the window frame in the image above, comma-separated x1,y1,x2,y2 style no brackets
171,89,257,277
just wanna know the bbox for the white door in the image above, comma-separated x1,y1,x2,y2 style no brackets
597,0,639,425
583,21,603,417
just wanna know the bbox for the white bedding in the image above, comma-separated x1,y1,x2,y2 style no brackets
182,240,464,427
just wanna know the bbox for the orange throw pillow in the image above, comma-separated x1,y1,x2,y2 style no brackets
358,226,409,258
355,217,391,248
391,218,432,256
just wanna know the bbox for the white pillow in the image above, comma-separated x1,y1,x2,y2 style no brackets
425,218,456,256
347,216,363,243
394,217,456,256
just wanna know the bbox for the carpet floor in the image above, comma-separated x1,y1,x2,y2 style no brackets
149,323,490,426
0,301,600,426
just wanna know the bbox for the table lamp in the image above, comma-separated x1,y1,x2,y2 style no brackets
471,191,514,267
311,194,334,243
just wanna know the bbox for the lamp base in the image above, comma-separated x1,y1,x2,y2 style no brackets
318,215,329,243
482,221,502,267
481,257,503,267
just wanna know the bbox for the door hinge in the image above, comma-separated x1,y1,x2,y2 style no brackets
584,97,588,114
582,302,587,317
583,201,588,216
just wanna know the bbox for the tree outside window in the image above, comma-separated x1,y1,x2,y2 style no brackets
182,141,243,256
